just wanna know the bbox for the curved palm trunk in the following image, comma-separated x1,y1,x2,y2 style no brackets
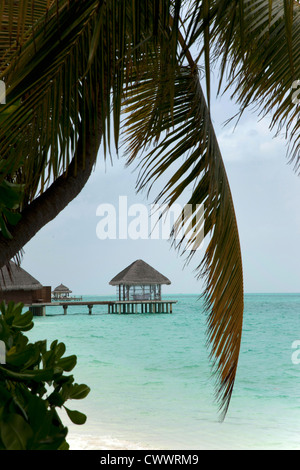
0,119,102,269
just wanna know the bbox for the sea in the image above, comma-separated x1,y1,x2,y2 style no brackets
26,293,300,450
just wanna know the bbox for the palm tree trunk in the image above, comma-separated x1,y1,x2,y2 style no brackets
0,119,102,269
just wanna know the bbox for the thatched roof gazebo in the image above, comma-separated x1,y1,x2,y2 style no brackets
0,261,51,305
52,283,72,299
109,259,171,301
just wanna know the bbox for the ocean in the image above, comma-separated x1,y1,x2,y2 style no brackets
26,293,300,450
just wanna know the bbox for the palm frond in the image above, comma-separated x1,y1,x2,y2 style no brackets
0,0,183,202
187,0,300,172
0,0,55,71
0,1,99,196
122,57,244,419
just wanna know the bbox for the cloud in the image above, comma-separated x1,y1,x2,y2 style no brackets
216,117,287,163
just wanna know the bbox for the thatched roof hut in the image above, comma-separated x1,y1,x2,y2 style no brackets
53,283,72,294
0,261,43,291
0,261,51,304
110,259,171,301
52,283,72,299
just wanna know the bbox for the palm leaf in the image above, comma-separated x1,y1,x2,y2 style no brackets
187,0,300,172
0,0,183,201
123,55,244,419
0,0,55,72
0,1,100,195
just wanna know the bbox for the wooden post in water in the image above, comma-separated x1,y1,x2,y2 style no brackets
88,305,93,315
63,305,68,315
29,306,46,316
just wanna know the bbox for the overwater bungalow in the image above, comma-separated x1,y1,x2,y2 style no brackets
109,259,171,301
109,259,175,313
52,283,82,301
52,283,72,299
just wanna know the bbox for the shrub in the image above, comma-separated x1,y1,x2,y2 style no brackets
0,301,90,449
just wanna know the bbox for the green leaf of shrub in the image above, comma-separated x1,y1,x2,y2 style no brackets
12,309,33,331
0,413,33,450
57,354,77,372
69,383,91,400
6,344,39,367
64,407,87,425
0,365,54,382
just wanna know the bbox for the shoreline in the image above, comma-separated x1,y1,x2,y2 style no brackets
67,432,155,451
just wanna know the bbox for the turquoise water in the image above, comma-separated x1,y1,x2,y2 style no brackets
27,293,300,450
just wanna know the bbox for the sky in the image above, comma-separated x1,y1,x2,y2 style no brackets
19,72,300,296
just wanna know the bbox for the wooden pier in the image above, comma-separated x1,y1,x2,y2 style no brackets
108,300,176,314
27,300,177,316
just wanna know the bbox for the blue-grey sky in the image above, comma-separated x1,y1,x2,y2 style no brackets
20,79,300,296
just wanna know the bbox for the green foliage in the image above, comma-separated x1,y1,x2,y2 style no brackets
0,301,90,450
0,180,23,239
